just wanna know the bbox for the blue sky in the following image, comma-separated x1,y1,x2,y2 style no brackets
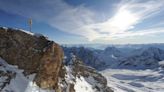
0,0,164,44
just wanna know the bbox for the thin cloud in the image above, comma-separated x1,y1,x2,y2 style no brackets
48,5,101,41
0,0,100,41
109,27,164,39
0,0,164,42
88,0,164,40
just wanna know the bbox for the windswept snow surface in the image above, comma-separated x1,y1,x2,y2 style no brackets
101,68,164,92
65,66,101,92
159,61,164,66
0,58,54,92
74,76,95,92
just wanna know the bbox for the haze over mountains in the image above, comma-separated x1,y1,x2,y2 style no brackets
63,44,164,69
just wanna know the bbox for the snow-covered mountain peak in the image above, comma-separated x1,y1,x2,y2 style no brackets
104,47,121,55
141,47,164,58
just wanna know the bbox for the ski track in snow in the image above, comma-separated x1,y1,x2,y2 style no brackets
100,68,164,92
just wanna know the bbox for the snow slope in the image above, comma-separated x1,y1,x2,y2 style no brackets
0,58,54,92
74,76,96,92
63,64,112,92
101,68,164,92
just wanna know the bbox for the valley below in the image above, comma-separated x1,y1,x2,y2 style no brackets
101,68,164,92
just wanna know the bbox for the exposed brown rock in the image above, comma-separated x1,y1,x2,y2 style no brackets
69,84,75,92
35,42,64,89
72,58,113,92
0,27,64,89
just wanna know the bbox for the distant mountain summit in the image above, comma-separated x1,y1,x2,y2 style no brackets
63,46,105,69
63,46,124,69
141,47,164,60
104,47,122,56
119,47,164,69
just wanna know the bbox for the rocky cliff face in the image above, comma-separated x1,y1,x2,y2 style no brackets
58,55,113,92
0,27,64,90
0,27,113,92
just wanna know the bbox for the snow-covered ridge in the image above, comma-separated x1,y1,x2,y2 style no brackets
64,46,164,70
119,47,164,69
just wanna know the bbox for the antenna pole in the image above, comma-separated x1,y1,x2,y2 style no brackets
29,18,32,32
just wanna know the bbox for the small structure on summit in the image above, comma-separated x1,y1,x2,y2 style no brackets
28,18,32,32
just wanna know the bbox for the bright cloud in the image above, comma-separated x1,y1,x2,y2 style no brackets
110,27,164,39
88,0,164,40
91,7,139,34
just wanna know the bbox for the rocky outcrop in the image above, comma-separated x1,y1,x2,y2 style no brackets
0,27,113,92
0,27,64,89
58,55,113,92
73,58,113,92
72,60,113,92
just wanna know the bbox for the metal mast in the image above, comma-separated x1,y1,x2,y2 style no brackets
28,18,32,32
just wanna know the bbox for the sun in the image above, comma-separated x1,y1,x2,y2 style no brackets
110,9,138,31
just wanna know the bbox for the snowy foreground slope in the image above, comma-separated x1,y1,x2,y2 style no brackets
0,58,53,92
100,68,164,92
0,57,112,92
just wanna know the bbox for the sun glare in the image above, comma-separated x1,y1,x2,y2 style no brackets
110,9,138,31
